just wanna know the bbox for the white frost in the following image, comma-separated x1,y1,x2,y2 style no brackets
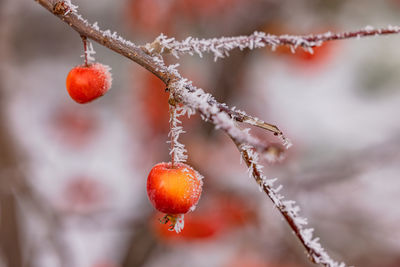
168,105,188,164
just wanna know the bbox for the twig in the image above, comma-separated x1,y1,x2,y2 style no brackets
169,104,177,167
167,98,188,166
170,80,276,152
153,26,400,60
232,140,345,267
80,35,88,66
181,83,292,147
35,0,290,147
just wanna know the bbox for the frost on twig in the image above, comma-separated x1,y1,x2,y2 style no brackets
80,35,96,65
168,102,188,165
236,143,345,267
84,41,96,63
168,78,274,153
63,0,78,14
154,25,400,60
162,62,290,157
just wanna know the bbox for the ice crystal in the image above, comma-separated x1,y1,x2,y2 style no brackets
81,41,96,63
64,0,78,15
173,214,185,233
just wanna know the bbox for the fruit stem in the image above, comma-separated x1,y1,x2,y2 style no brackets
169,104,176,168
81,35,89,67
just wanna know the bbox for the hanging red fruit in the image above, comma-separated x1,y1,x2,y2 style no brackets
66,63,112,104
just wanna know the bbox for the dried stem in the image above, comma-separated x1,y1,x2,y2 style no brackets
169,104,176,168
80,35,88,66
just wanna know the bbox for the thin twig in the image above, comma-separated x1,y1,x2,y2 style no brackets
231,139,344,267
80,35,88,66
181,83,291,147
169,104,176,167
153,26,400,60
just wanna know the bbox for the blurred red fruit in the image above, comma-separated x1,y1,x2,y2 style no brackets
272,40,336,67
292,41,336,64
153,211,222,241
179,0,241,19
126,0,174,34
215,194,257,227
152,193,257,242
263,24,338,67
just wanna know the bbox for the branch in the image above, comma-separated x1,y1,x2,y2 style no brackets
152,26,400,60
36,0,287,147
35,1,350,266
232,140,345,267
183,85,292,147
169,79,279,152
36,0,171,83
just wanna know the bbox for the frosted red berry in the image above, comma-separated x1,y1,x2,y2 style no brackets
66,63,112,104
147,162,202,215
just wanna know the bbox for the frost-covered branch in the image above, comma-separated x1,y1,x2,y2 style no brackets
201,95,291,148
233,140,345,267
151,26,400,60
36,0,171,83
36,0,286,141
35,1,352,265
169,78,278,152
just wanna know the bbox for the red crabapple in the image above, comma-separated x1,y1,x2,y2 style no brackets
147,162,202,215
66,63,112,104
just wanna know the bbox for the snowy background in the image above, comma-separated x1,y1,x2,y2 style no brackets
1,0,400,266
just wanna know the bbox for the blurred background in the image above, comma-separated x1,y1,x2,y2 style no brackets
1,0,400,266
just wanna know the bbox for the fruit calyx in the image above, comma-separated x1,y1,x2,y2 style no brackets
160,214,185,233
